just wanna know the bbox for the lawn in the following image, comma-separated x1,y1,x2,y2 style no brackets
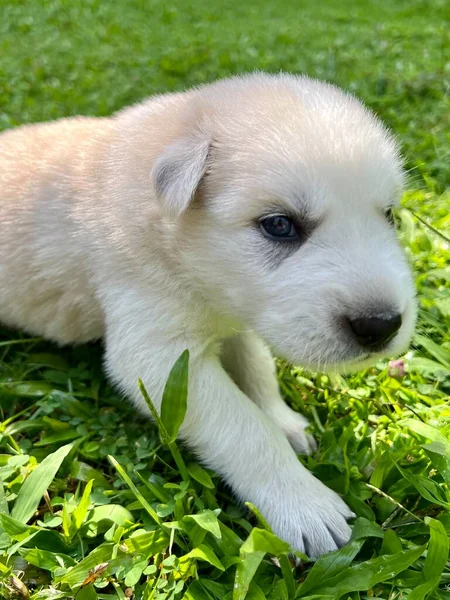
0,0,449,598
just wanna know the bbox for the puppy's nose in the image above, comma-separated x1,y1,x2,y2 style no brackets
347,314,402,349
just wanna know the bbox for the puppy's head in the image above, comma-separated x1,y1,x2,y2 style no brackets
152,73,416,371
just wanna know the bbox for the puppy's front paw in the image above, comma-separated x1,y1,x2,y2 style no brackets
266,478,354,559
270,408,317,455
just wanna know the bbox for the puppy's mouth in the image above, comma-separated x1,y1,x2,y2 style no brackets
333,343,400,373
352,354,372,363
299,351,374,374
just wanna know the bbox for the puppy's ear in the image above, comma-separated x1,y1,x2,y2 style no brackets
151,136,210,219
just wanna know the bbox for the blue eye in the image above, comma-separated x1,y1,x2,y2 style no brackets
260,215,298,240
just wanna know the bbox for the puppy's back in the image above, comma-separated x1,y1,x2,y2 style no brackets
0,117,113,343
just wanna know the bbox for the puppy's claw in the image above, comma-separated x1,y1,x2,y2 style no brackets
265,479,354,560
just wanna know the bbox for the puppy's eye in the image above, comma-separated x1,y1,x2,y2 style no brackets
384,207,396,226
260,215,298,240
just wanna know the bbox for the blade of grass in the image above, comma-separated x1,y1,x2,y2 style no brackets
107,455,161,526
160,349,189,444
410,209,450,243
11,443,74,524
408,518,449,600
138,374,190,482
73,479,94,531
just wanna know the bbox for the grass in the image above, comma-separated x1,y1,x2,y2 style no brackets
0,0,449,598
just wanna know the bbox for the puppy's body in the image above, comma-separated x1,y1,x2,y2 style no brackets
0,74,416,557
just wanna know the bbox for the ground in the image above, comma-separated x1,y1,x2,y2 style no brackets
0,0,449,598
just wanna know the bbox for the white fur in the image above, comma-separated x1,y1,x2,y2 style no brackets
0,73,416,557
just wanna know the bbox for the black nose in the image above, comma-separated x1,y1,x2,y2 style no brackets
347,314,402,349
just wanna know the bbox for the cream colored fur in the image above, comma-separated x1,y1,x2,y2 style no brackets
0,73,416,558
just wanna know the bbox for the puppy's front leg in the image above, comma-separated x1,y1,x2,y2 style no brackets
221,332,317,454
105,318,352,558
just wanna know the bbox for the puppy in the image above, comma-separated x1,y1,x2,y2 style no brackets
0,73,416,558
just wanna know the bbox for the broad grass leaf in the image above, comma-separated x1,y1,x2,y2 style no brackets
414,334,450,368
187,462,215,488
407,357,450,379
42,416,72,431
345,491,376,522
400,419,450,454
246,582,267,600
216,522,243,556
393,461,450,508
62,502,71,539
351,518,384,540
268,579,293,600
0,381,54,397
298,544,426,597
427,268,450,282
370,449,395,489
298,596,335,600
48,391,92,419
11,443,74,524
55,542,115,597
279,554,296,599
72,479,94,531
184,510,222,539
35,430,81,446
184,580,214,600
137,472,170,503
0,514,70,554
408,518,449,600
233,528,291,600
245,502,274,533
18,548,76,571
4,418,47,436
397,208,417,244
380,529,403,555
221,556,241,570
70,460,111,488
202,579,234,598
400,418,450,484
0,482,8,515
123,529,169,555
297,539,365,597
7,531,39,557
160,349,189,443
77,584,98,600
180,544,224,571
298,518,383,597
240,528,290,555
435,297,450,317
87,504,134,531
426,447,450,485
27,538,75,573
438,513,450,535
234,551,265,600
27,353,69,370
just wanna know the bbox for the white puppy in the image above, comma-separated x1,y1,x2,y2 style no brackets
0,73,416,558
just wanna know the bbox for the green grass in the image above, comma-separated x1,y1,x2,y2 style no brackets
0,0,449,598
